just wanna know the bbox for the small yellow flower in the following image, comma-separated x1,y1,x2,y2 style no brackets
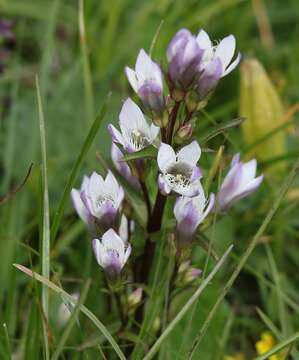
255,332,285,360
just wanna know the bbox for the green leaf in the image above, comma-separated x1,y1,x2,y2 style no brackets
121,145,158,162
198,117,245,144
50,94,110,242
143,244,233,360
188,158,299,358
36,76,50,360
51,280,91,360
14,264,126,360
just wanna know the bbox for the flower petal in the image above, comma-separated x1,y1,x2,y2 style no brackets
215,34,236,70
102,228,124,255
196,29,213,54
177,141,201,167
108,124,125,146
125,66,138,92
92,238,104,267
158,174,171,195
119,98,148,134
71,189,89,224
157,143,176,172
222,51,241,77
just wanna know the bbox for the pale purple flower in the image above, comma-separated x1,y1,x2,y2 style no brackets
108,98,160,153
196,29,241,78
125,49,164,113
92,229,131,277
174,186,215,241
167,29,203,91
80,171,124,230
157,141,202,197
217,153,264,211
111,143,140,188
71,176,94,228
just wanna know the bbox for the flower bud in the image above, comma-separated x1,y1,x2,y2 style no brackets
167,29,203,93
174,123,193,144
127,288,143,308
126,49,165,114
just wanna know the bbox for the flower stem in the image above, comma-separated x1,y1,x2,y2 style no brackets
166,101,180,144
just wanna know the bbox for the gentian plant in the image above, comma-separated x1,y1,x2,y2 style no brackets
71,27,263,357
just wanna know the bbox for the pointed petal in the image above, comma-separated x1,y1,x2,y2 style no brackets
157,143,176,172
71,189,89,224
108,124,125,146
199,193,215,223
92,238,104,267
196,29,213,53
123,243,132,265
125,66,138,92
119,98,148,134
150,123,160,143
88,171,105,198
215,34,236,70
135,49,154,80
102,229,124,255
222,51,241,77
177,141,201,166
105,170,120,196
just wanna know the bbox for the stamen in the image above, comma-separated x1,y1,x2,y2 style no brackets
130,129,150,151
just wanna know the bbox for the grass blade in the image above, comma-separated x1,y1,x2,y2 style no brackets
79,0,94,125
50,95,110,242
188,158,299,358
36,76,50,359
254,330,299,360
51,280,91,360
14,264,126,360
143,244,234,360
2,323,11,360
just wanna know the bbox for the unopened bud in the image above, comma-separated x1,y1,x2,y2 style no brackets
174,123,192,144
127,288,143,308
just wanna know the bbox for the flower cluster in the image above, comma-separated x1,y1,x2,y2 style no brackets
71,28,263,296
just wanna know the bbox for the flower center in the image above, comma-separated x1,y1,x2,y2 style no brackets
130,129,150,151
165,163,192,188
107,248,120,258
96,194,115,209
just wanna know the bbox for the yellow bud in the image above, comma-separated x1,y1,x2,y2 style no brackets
239,59,286,174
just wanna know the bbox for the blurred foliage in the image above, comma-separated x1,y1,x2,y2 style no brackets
0,0,299,358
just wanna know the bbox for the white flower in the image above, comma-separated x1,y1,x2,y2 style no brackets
108,98,160,153
174,186,215,241
81,171,124,229
217,153,264,210
92,228,131,276
196,29,241,78
125,49,164,112
71,176,92,226
157,141,202,197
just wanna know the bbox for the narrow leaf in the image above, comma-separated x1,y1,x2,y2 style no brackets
51,95,110,242
143,244,234,360
13,264,126,360
121,145,158,162
198,117,245,144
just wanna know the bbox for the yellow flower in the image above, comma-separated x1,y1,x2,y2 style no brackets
255,332,285,360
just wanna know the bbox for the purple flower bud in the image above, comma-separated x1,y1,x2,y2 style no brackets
175,122,193,144
174,188,215,242
217,153,263,211
167,29,203,92
125,49,165,113
92,229,131,278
